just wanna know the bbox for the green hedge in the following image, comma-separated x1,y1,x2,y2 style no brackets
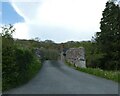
2,25,42,91
2,42,42,91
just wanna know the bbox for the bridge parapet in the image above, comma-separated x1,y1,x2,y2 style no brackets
65,47,86,68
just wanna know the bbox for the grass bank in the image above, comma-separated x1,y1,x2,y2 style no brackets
66,61,120,83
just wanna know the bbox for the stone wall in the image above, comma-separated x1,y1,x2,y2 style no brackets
65,47,86,68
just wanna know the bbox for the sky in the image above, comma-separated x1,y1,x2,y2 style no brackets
1,0,109,43
2,2,24,24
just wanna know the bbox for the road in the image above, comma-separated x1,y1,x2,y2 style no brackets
4,60,119,94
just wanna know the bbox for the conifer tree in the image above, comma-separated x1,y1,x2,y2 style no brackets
95,1,120,70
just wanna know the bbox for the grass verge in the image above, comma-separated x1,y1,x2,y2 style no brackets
66,61,120,83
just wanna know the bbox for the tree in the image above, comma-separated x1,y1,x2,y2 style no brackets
1,24,15,39
95,1,120,70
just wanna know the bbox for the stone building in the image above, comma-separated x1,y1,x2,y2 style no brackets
65,47,86,68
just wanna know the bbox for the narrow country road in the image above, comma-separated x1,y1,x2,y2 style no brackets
4,60,118,94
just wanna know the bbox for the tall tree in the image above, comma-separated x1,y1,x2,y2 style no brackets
95,1,120,70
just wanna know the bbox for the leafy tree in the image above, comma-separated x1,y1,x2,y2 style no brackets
1,24,15,39
95,1,120,70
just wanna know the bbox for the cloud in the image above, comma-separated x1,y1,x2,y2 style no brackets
0,26,2,34
10,0,45,22
12,22,96,43
10,0,108,43
0,2,1,23
36,0,104,29
13,22,29,39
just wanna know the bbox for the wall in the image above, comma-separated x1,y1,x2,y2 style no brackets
65,47,86,68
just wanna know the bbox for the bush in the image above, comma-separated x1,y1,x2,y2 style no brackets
2,25,42,91
2,37,16,90
14,48,34,84
2,47,42,91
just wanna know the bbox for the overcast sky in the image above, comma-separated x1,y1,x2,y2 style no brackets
1,0,109,43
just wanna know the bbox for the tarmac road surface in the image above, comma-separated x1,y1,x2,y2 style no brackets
4,60,119,94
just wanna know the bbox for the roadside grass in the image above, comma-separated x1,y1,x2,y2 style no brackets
66,61,120,83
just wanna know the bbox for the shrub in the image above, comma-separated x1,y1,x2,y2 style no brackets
2,47,41,91
2,25,42,91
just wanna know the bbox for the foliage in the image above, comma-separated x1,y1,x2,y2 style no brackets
14,39,60,61
40,48,59,61
95,1,120,70
0,36,1,92
62,1,120,71
2,25,42,91
2,47,41,91
1,24,15,39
